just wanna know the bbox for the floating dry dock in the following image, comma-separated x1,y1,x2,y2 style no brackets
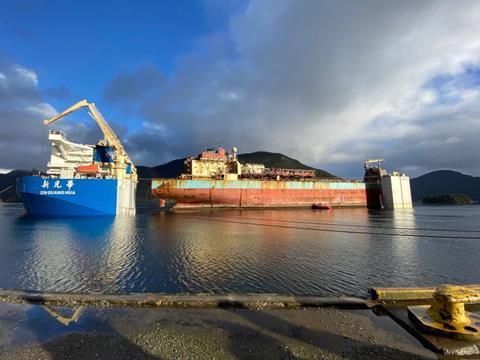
152,178,381,209
152,150,413,210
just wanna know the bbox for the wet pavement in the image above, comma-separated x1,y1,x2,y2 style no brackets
0,302,436,359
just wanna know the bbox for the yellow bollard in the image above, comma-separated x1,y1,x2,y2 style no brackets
408,284,480,341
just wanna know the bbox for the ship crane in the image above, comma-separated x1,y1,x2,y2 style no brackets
42,99,137,182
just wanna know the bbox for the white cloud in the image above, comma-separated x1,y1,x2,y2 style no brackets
218,91,239,101
13,64,38,86
445,136,461,144
141,121,167,133
418,90,437,106
26,102,58,118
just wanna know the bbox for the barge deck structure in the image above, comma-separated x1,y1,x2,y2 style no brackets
151,147,393,210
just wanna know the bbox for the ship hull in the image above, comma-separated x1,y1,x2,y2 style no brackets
152,179,381,209
18,176,136,216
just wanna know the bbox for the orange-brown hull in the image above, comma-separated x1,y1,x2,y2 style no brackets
151,179,382,209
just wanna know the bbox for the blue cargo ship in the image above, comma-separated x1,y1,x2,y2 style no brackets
18,177,119,216
17,100,137,217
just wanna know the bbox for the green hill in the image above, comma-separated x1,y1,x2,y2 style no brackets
411,170,480,201
137,151,336,179
137,158,186,179
422,193,473,204
237,151,336,179
0,170,31,202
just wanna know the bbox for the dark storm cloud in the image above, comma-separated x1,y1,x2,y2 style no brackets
102,0,480,177
103,64,166,105
385,107,480,176
0,63,54,170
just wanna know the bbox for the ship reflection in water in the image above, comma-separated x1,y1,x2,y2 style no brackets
0,204,479,296
14,215,140,293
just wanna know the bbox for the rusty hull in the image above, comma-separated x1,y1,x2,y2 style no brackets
151,179,381,209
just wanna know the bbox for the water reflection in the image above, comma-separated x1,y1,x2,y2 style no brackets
390,209,418,279
14,215,142,293
102,216,141,291
366,209,419,288
1,204,480,296
26,219,86,292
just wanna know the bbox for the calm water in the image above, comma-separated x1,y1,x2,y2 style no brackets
0,203,479,297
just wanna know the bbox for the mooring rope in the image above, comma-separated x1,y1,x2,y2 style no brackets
180,215,480,240
185,213,480,234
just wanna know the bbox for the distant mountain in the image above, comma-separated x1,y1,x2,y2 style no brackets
137,158,186,179
136,159,186,200
237,151,336,179
138,151,336,179
411,170,480,201
0,170,31,202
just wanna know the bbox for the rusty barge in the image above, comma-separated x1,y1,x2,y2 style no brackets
150,147,412,210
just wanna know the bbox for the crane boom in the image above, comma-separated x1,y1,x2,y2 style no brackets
43,99,137,181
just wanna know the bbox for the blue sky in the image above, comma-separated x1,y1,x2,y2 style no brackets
1,0,480,177
0,0,218,127
2,1,207,80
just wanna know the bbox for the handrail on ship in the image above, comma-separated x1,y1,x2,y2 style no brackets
149,177,365,183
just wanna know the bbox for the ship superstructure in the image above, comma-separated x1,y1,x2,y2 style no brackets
17,100,137,216
182,147,316,181
46,130,94,177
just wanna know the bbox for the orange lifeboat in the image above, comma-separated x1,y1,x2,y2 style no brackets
76,164,99,174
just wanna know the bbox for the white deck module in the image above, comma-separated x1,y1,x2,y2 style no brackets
47,130,94,178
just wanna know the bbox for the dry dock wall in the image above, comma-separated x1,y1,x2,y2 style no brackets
381,174,412,209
